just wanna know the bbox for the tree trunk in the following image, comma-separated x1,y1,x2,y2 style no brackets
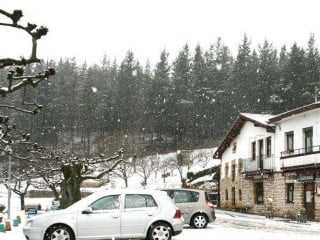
20,194,25,211
60,164,82,209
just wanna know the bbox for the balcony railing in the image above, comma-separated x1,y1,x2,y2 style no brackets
280,145,320,169
242,155,275,173
280,145,320,159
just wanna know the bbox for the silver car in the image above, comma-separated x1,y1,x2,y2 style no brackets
23,189,184,240
161,188,216,228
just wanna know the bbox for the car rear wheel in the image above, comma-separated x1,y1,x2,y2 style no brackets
147,222,172,240
191,213,208,228
44,224,75,240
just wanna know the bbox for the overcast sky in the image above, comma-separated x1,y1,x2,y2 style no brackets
1,0,320,66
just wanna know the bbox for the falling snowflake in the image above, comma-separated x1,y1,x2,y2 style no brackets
216,64,222,71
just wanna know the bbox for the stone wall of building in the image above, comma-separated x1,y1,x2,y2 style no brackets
315,178,320,221
221,170,320,221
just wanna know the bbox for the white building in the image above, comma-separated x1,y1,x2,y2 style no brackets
213,102,320,221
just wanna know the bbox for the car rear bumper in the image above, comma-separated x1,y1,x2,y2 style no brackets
209,209,216,222
172,218,184,235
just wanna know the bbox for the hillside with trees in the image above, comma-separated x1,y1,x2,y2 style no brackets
3,34,320,159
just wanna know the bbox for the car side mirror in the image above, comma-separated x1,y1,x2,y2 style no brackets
82,207,93,214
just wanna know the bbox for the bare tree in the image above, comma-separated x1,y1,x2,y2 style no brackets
5,179,30,210
111,157,134,188
0,8,55,215
136,155,158,187
22,146,125,208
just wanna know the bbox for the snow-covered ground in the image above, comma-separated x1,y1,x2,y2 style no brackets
1,147,320,239
2,195,320,240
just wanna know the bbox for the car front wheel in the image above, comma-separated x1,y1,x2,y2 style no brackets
147,222,172,240
191,213,208,228
44,224,75,240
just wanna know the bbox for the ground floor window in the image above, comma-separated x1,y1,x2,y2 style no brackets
287,183,294,203
225,189,228,201
231,187,235,206
239,189,242,201
255,182,264,204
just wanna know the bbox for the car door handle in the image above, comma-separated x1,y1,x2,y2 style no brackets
112,214,119,219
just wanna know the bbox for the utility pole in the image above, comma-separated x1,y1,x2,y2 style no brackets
5,145,12,220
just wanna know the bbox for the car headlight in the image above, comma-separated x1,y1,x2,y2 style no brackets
24,220,33,228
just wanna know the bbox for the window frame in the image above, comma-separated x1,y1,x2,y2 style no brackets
286,131,294,152
304,127,313,153
255,182,264,204
124,194,158,209
287,183,294,203
89,195,120,211
251,141,256,160
266,136,272,158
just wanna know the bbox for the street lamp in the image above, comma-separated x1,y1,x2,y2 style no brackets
5,145,12,220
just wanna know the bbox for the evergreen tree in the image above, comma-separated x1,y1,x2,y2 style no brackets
145,50,171,150
232,34,255,113
282,43,306,110
169,44,193,149
192,44,211,143
305,34,320,103
206,38,234,139
256,40,279,113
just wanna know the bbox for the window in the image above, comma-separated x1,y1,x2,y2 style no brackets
286,132,294,152
89,195,120,210
287,183,294,203
266,137,272,158
231,187,235,206
231,163,236,181
125,194,157,208
255,182,264,204
251,142,256,160
239,189,242,201
225,163,229,178
304,127,313,153
238,159,243,174
232,142,237,153
172,190,199,203
225,189,228,201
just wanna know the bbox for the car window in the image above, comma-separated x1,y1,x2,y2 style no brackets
173,190,199,203
89,195,120,210
125,194,157,209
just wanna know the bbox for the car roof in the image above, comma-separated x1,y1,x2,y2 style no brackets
84,188,168,200
161,188,205,193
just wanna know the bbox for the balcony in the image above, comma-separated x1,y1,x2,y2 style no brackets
281,145,320,158
242,155,275,173
280,145,320,170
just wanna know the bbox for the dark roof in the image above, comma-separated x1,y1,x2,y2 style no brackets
213,113,275,159
269,102,320,123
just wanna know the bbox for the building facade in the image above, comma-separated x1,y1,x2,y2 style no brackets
213,103,320,221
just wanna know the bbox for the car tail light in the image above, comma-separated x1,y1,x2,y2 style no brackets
206,200,215,209
174,209,181,219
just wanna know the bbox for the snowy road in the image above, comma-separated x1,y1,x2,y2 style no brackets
174,209,320,240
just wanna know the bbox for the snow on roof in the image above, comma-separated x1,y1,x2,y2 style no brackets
240,113,275,126
190,172,216,185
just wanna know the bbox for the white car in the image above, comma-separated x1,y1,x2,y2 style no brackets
23,189,184,240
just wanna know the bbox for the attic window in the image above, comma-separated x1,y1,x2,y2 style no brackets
232,142,237,153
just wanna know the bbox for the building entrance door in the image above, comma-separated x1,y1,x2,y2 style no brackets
231,187,235,206
304,182,315,220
